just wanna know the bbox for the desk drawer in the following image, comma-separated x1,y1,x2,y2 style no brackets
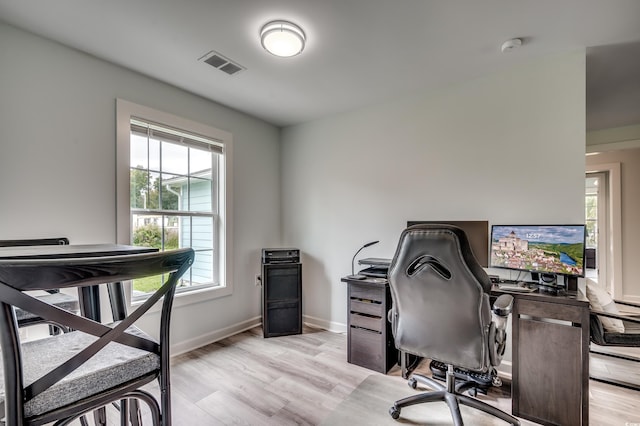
349,285,384,303
518,299,584,323
350,299,384,317
350,312,383,333
349,326,384,372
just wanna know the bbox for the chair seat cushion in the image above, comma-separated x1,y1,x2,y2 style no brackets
0,325,159,418
602,320,640,346
14,292,79,322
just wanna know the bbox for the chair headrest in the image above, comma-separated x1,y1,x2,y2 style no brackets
390,224,490,293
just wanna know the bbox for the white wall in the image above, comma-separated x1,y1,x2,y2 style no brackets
0,23,281,351
281,52,587,332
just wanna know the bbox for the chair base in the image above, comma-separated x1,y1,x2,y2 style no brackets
429,360,496,396
389,369,520,426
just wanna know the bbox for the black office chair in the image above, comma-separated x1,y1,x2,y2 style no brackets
0,248,194,426
0,238,79,334
387,224,519,425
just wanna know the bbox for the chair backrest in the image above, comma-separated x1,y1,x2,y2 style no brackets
388,224,493,371
589,313,607,345
0,238,70,296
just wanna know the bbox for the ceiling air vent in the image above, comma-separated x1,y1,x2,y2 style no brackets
199,50,245,76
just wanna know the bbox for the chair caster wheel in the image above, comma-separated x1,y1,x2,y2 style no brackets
408,377,417,389
492,376,502,387
389,405,401,419
468,388,477,397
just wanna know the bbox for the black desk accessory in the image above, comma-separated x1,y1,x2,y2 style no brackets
497,283,537,293
358,257,391,267
358,266,388,278
357,257,391,278
347,240,379,279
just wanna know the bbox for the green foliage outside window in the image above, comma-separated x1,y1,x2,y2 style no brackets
132,224,179,250
132,225,179,293
133,224,162,248
130,168,179,210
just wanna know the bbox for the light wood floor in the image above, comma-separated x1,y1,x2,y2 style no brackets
76,326,640,425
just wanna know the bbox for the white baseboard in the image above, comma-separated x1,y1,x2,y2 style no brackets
170,314,344,357
170,316,261,357
496,360,512,380
303,314,346,334
622,294,640,304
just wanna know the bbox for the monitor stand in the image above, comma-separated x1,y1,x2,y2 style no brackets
531,272,566,295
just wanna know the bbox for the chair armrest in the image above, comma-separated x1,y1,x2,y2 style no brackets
492,294,514,317
614,299,640,309
590,308,640,325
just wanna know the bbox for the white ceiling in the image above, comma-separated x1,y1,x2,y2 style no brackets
1,0,640,129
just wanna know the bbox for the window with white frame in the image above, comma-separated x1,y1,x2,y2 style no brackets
116,100,232,300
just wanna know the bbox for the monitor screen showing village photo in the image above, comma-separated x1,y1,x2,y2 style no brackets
490,224,585,277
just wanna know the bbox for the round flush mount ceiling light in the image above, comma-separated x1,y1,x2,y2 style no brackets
260,20,306,57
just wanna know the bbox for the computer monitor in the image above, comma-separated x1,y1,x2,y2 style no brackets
490,224,586,280
407,220,489,267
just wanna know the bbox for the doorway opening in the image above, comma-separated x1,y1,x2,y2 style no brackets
585,172,607,284
585,162,622,298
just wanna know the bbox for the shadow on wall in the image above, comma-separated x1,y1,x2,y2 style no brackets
300,252,336,331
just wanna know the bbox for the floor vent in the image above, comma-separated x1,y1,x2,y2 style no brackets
199,50,245,76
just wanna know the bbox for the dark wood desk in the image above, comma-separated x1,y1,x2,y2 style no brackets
0,244,157,321
341,276,397,373
493,286,590,426
340,275,590,425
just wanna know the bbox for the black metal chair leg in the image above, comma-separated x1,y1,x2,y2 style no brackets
93,407,107,426
120,399,129,425
129,399,142,426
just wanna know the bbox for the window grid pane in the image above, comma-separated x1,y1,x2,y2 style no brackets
130,120,219,297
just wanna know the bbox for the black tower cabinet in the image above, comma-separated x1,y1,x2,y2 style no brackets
262,248,302,337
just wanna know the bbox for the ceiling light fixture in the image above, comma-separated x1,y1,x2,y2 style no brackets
260,20,306,57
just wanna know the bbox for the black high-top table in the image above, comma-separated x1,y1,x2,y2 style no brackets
0,244,161,425
0,244,157,322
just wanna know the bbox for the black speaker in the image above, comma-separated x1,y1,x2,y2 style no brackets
262,250,302,338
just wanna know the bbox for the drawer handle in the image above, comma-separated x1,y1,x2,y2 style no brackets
350,297,382,304
350,326,381,334
350,312,381,319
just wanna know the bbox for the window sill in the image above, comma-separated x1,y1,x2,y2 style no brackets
131,283,232,313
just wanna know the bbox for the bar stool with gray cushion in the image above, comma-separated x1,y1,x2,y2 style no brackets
0,238,79,334
0,248,194,426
